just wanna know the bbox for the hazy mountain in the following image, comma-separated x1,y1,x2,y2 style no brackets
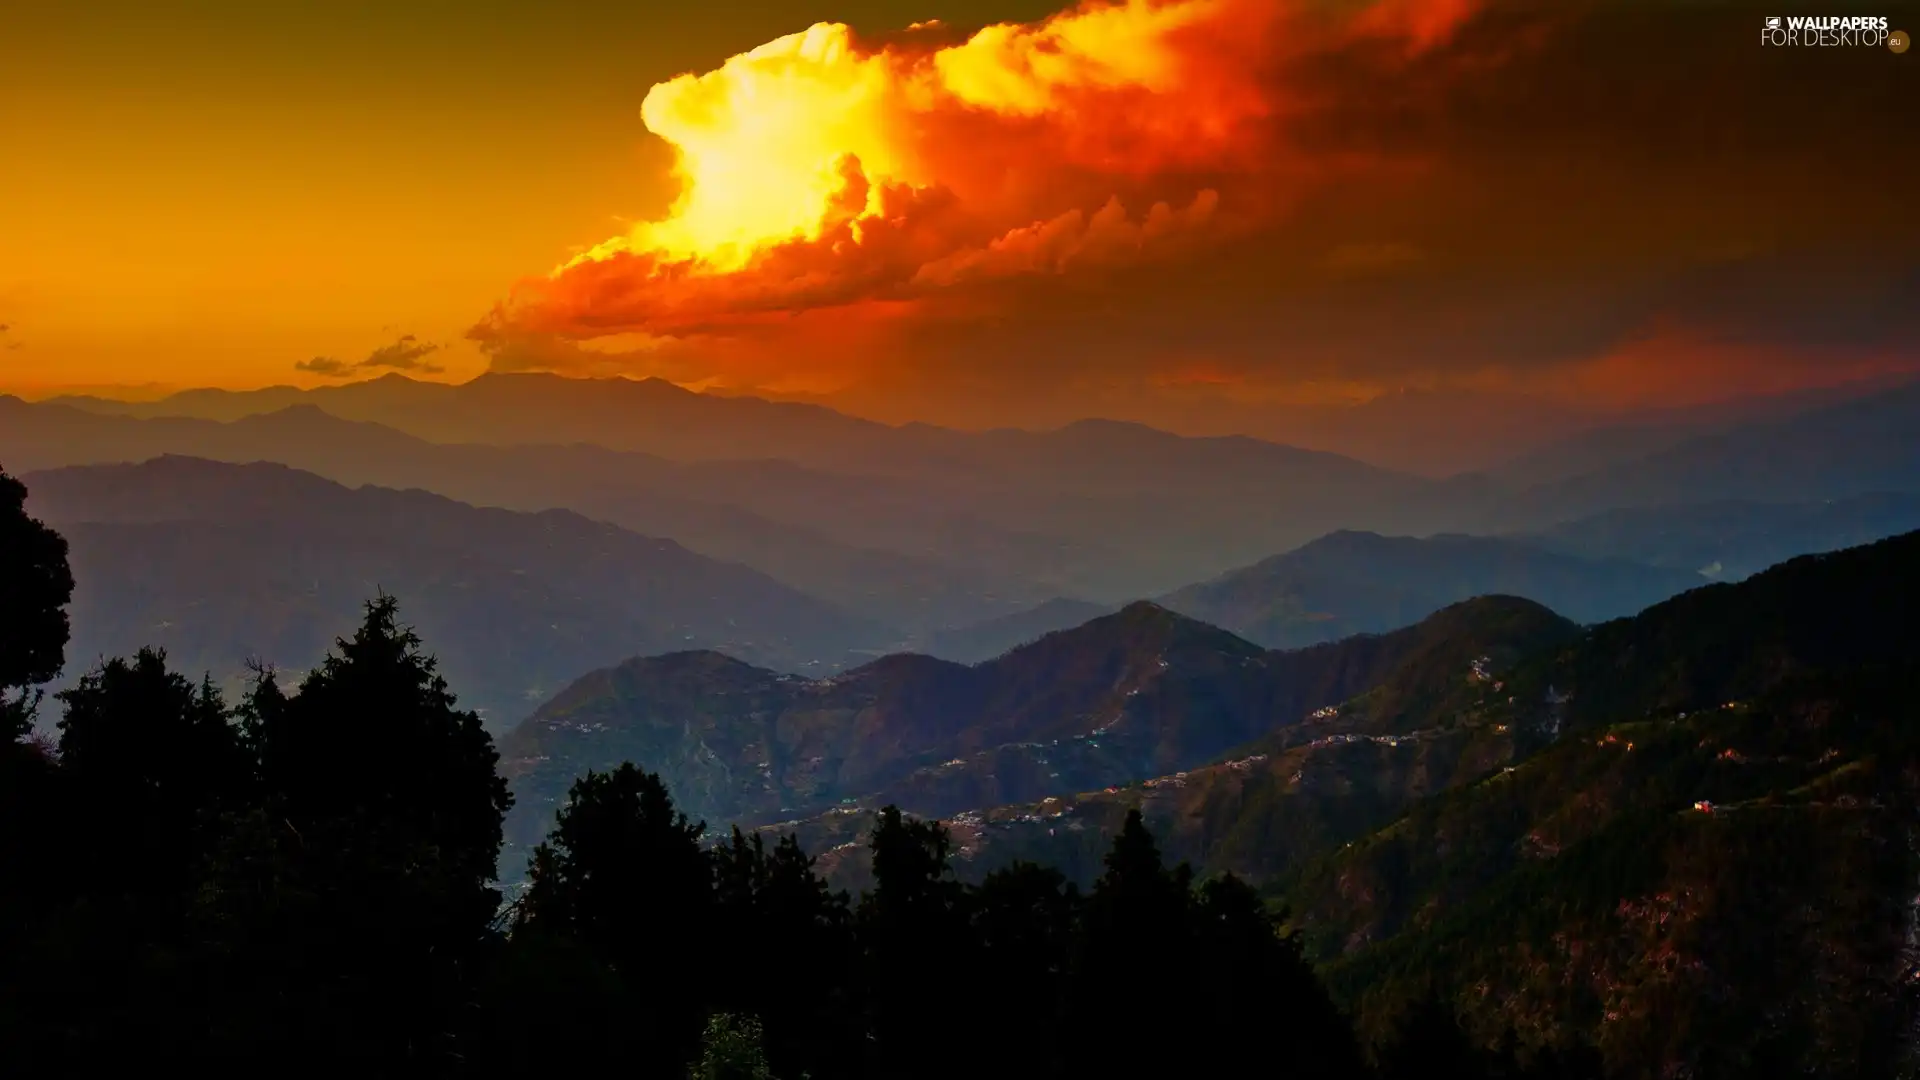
0,392,1481,604
496,595,1575,856
26,376,1920,618
0,397,1067,631
750,594,1578,889
1157,530,1700,647
1501,382,1920,525
895,528,1920,893
25,457,892,727
1478,378,1911,489
1512,492,1920,580
61,370,1897,481
44,372,901,466
44,373,1433,491
920,597,1116,663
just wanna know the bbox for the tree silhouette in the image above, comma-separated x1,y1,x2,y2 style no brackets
56,649,248,890
1069,808,1196,1077
228,594,512,1064
1191,873,1365,1078
518,763,715,1076
8,649,251,1060
971,861,1080,1080
711,828,859,1080
0,465,74,739
859,806,975,1080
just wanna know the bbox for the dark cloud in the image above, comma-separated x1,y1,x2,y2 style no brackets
295,334,443,378
294,356,353,376
362,334,442,372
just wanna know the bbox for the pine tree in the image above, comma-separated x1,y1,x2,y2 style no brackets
0,465,74,740
518,763,715,1077
1191,874,1365,1079
56,649,248,895
859,806,974,1080
971,862,1080,1080
1069,809,1196,1078
711,828,859,1080
225,595,513,1065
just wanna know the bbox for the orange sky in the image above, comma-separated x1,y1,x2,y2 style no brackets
3,0,1915,428
0,0,1058,395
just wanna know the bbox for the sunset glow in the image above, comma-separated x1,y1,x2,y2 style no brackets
2,0,1914,454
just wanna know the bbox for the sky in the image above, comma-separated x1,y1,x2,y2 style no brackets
3,0,1916,443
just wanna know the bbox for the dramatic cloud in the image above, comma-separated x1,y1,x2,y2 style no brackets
296,334,444,378
472,0,1470,340
472,0,1919,419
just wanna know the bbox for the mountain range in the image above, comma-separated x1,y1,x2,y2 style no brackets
24,456,891,727
12,380,1920,634
494,593,1578,855
1513,492,1920,580
1156,530,1704,648
0,396,1064,631
16,444,1920,740
48,370,1913,479
2,394,1455,613
749,529,1920,1074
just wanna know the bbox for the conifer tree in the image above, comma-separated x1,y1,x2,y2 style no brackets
1191,873,1364,1078
56,649,247,898
859,807,974,1080
0,465,74,740
1070,809,1196,1078
0,466,73,1030
971,861,1080,1080
230,595,512,1064
711,828,859,1080
519,763,715,1076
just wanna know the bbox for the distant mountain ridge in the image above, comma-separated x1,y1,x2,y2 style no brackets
25,456,891,727
921,597,1117,663
0,392,1478,605
0,397,1067,631
1157,529,1702,647
1501,381,1920,525
14,376,1920,653
52,369,1904,478
1513,492,1920,580
38,373,1395,485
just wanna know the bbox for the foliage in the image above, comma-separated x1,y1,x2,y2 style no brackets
0,464,75,737
690,1014,779,1080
